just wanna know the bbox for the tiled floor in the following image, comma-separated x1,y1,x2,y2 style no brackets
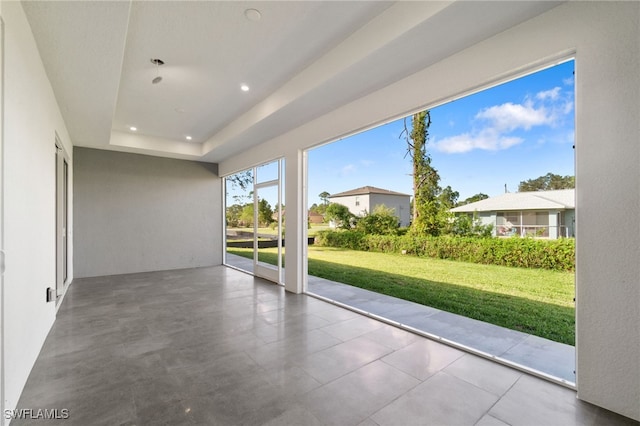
15,266,636,425
226,254,576,384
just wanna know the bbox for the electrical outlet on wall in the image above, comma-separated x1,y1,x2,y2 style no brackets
46,287,55,302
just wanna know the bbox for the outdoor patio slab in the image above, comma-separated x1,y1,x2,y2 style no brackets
499,334,576,382
411,310,530,356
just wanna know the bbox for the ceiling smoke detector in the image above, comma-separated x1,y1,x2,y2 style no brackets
151,58,164,84
244,9,261,22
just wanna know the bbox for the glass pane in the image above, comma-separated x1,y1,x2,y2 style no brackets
280,164,286,283
255,185,280,270
225,169,254,273
256,160,279,184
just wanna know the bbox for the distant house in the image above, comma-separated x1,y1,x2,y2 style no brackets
273,209,325,225
451,189,575,239
329,186,411,227
308,211,324,224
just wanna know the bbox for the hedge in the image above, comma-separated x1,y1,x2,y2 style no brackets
315,230,575,272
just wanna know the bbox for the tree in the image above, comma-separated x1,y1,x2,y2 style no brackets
325,203,354,229
458,193,489,206
227,169,253,191
439,185,459,209
309,202,328,217
240,204,254,227
319,191,331,205
257,199,274,226
401,110,449,236
226,204,244,227
518,173,575,192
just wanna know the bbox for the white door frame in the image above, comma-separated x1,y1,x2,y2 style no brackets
55,137,69,302
253,159,284,284
0,15,6,426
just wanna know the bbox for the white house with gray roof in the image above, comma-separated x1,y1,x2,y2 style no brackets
329,186,411,227
451,189,575,239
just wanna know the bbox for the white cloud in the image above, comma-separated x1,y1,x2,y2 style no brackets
563,76,574,86
536,87,561,101
475,101,552,132
434,86,573,154
562,100,574,115
433,129,522,154
340,164,356,176
359,159,375,167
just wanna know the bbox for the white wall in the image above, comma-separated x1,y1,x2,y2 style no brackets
329,194,369,218
2,0,74,415
329,193,410,226
73,148,222,278
370,194,411,227
220,2,639,420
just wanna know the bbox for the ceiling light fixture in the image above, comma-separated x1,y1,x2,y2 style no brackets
240,84,250,92
150,58,164,84
244,8,261,22
130,126,137,131
186,136,192,141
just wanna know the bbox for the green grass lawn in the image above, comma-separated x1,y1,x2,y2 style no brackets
227,223,330,238
227,246,575,345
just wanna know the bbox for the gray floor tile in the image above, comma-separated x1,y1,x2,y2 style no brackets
320,315,385,341
381,338,465,380
360,324,419,350
371,372,500,426
357,418,382,426
298,336,393,383
261,365,323,397
444,354,522,397
245,328,341,369
308,303,361,323
300,361,419,426
489,374,600,425
262,404,325,426
475,414,511,426
14,265,630,426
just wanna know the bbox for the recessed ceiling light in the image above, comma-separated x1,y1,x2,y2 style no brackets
130,126,137,131
186,136,192,141
244,8,261,22
240,84,250,92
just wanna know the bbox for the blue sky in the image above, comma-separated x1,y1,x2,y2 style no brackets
308,60,575,206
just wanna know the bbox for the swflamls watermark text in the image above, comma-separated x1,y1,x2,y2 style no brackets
4,408,70,420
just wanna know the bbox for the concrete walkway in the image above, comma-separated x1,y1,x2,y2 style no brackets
225,253,575,386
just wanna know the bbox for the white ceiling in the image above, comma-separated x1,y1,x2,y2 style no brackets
22,1,562,164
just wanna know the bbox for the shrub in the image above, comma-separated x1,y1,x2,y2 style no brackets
450,214,494,238
355,205,400,235
315,230,366,250
315,230,575,272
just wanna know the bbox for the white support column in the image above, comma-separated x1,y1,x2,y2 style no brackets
548,210,559,239
283,149,307,294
